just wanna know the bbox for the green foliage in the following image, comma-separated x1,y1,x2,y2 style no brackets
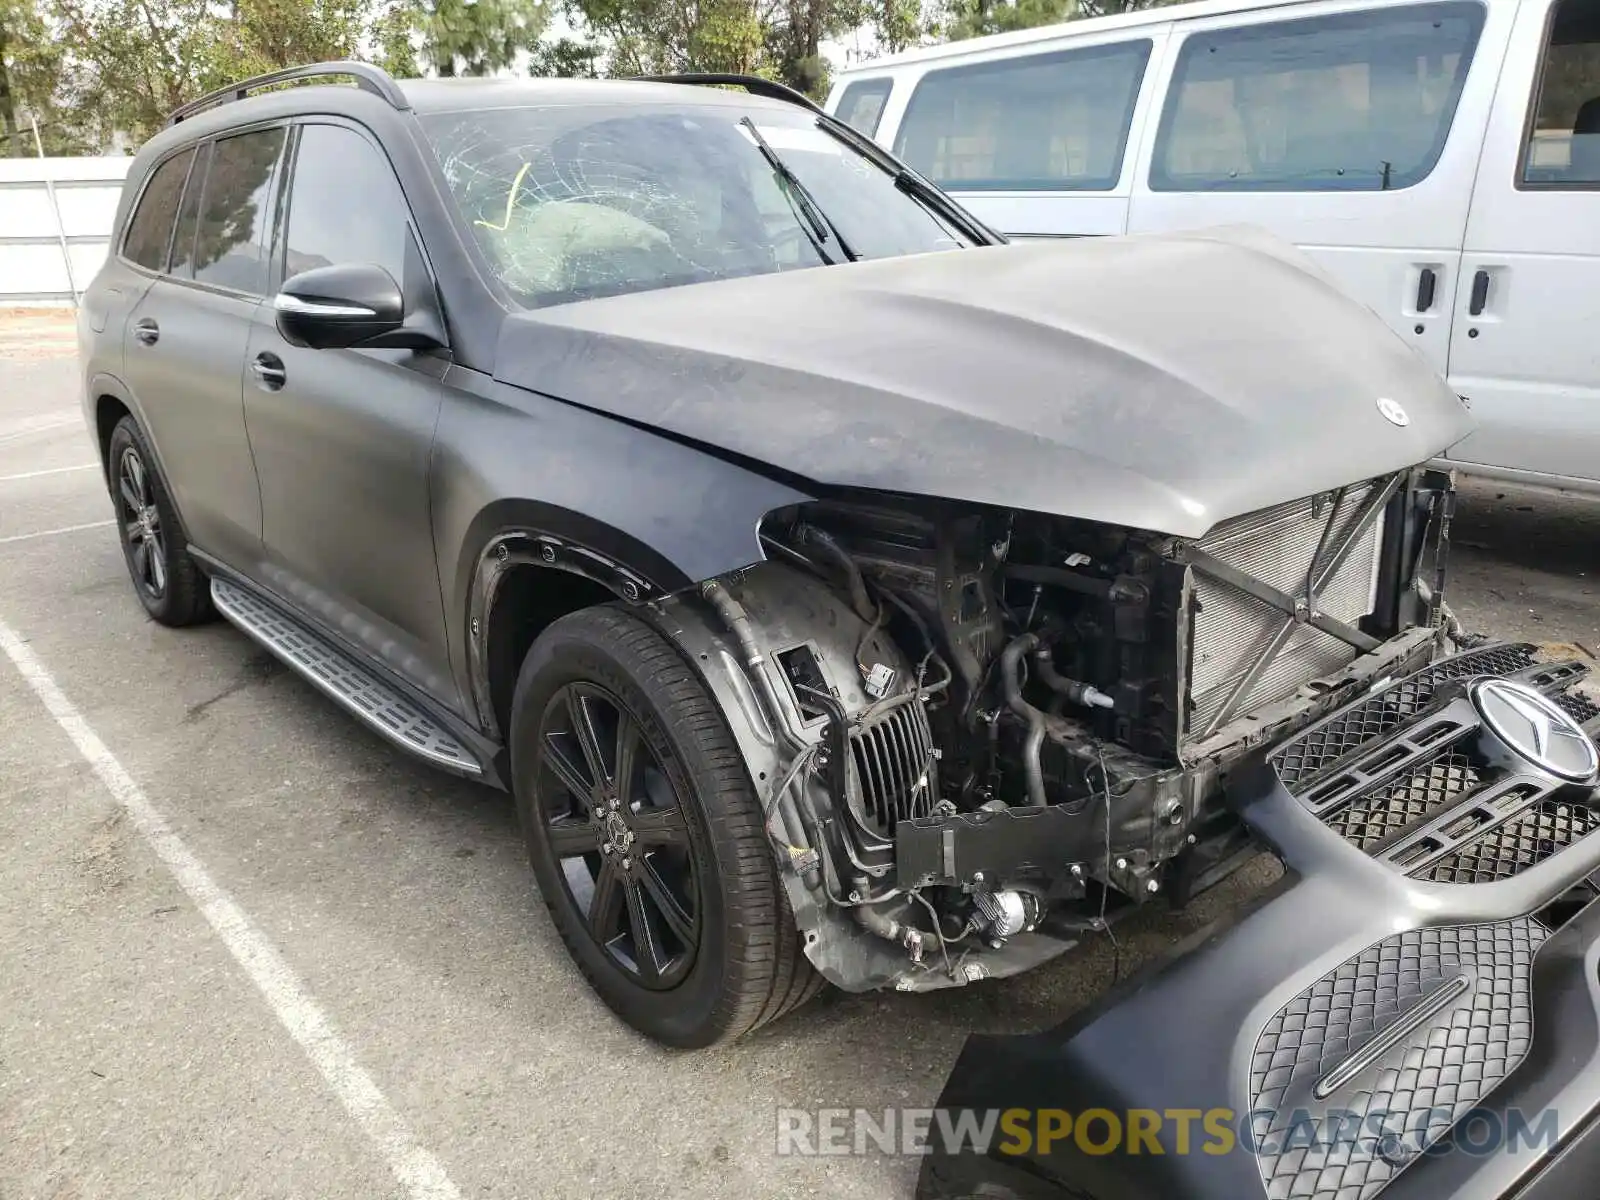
385,0,550,77
1,0,81,152
935,0,1177,41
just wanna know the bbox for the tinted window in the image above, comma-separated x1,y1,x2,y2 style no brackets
191,128,284,294
122,148,195,271
168,142,211,280
421,104,970,307
893,41,1152,190
285,124,410,283
1152,3,1484,192
835,79,893,136
1521,0,1600,187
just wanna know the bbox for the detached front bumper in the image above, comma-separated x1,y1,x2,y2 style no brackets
920,642,1600,1200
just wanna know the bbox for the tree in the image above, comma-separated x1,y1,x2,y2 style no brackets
0,0,67,154
382,0,550,77
936,0,1175,41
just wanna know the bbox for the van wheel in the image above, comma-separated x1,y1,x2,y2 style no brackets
108,416,214,627
510,605,821,1047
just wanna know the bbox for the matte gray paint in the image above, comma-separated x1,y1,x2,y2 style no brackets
432,368,811,721
496,228,1475,539
121,280,265,568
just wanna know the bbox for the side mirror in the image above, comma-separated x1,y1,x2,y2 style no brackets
274,263,406,350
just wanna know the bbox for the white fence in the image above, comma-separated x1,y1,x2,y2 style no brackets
0,157,132,306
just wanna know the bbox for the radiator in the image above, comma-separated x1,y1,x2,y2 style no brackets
1189,482,1385,734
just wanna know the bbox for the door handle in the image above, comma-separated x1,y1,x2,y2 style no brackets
1415,268,1437,313
133,318,159,346
250,352,286,389
1468,270,1490,317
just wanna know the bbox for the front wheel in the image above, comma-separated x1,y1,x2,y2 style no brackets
510,605,820,1047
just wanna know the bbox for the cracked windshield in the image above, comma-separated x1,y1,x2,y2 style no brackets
421,102,971,306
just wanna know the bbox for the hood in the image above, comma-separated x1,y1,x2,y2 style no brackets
493,227,1474,539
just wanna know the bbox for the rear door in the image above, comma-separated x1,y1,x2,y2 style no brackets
1125,0,1511,375
241,120,459,707
122,126,285,569
888,33,1164,237
1445,0,1600,483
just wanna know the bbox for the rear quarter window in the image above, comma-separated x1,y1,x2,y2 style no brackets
893,40,1152,190
122,148,196,272
1151,1,1486,192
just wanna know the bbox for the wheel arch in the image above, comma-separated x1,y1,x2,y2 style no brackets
460,501,702,741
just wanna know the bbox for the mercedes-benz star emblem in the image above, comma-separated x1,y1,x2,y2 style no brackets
1471,679,1600,784
1376,397,1410,427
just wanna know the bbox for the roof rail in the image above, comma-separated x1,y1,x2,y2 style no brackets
167,60,409,127
629,73,824,114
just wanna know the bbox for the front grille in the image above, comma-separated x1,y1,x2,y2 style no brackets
1324,750,1480,850
1190,483,1385,733
1419,801,1600,884
1272,641,1600,887
1558,691,1600,725
1274,642,1540,788
849,700,937,835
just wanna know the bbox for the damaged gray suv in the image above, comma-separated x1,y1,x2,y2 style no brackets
82,68,1600,1191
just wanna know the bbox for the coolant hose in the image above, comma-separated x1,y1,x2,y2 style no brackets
1000,633,1049,808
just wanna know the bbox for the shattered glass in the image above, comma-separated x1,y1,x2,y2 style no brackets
419,102,970,307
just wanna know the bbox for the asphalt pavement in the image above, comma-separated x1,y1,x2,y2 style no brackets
1,310,1596,1199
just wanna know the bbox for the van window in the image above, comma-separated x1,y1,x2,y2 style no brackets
192,128,286,295
1151,3,1484,192
1521,0,1600,187
122,148,195,272
835,79,894,136
894,40,1152,190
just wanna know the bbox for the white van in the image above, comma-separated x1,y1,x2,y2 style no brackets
828,0,1600,493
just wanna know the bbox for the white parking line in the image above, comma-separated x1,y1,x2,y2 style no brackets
0,464,97,483
0,519,115,545
0,419,80,444
0,617,463,1200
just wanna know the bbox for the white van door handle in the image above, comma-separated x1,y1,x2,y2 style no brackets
1416,268,1438,312
1469,270,1491,317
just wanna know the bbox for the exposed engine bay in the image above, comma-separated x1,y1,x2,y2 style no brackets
649,465,1459,992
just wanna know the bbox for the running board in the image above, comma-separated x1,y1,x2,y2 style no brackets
210,577,483,777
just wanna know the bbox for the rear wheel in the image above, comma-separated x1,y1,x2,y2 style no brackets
510,604,820,1047
107,416,214,627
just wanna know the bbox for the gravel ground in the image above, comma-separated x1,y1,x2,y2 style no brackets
1,309,1595,1199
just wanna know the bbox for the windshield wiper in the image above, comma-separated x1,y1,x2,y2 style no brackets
739,116,859,263
811,117,1005,247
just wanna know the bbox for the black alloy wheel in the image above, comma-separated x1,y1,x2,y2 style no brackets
105,415,214,627
511,605,821,1047
116,444,167,600
537,681,701,989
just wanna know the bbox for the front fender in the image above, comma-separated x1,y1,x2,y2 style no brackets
432,368,813,726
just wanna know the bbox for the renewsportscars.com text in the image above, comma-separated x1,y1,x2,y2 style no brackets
775,1106,1561,1160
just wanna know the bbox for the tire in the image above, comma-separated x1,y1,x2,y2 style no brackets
510,604,821,1047
107,416,214,627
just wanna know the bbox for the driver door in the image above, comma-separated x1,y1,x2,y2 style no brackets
242,119,460,709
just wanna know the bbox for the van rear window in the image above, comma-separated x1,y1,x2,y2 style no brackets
893,40,1152,191
1151,2,1485,192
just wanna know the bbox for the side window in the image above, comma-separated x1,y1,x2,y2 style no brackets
121,148,195,272
893,40,1152,190
1521,0,1600,187
1151,3,1485,192
168,142,212,280
192,127,286,295
284,124,410,283
835,79,894,136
